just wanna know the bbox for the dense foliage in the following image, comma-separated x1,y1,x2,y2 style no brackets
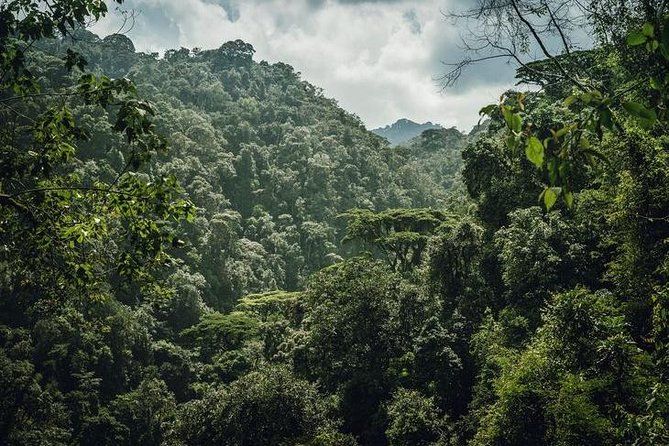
1,1,668,445
48,30,454,309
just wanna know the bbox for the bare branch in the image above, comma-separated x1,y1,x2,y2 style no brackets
545,1,571,55
441,0,594,91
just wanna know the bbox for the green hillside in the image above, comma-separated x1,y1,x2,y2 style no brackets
0,2,667,445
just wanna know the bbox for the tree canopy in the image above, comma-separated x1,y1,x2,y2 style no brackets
0,1,667,445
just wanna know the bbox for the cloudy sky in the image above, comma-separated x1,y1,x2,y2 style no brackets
93,0,522,131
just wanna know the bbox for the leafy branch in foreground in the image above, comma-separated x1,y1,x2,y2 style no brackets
0,1,194,301
479,16,669,210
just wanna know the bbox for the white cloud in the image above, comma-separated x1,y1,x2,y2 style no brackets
93,0,517,131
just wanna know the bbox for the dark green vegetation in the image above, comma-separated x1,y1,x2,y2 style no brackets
397,127,473,196
1,1,668,445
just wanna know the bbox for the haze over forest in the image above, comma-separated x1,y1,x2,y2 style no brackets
1,1,668,446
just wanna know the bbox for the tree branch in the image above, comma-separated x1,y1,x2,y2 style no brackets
508,0,587,91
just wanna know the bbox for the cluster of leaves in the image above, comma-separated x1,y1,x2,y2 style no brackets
481,15,669,210
1,0,195,305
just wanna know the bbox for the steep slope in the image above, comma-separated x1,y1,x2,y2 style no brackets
372,118,443,145
40,34,450,309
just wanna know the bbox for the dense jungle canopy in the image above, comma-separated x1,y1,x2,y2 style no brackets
0,1,668,445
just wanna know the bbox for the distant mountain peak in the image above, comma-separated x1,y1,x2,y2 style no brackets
372,119,443,146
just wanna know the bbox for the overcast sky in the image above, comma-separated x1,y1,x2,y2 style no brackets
93,0,522,131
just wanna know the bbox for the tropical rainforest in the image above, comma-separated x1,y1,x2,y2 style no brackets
0,1,668,445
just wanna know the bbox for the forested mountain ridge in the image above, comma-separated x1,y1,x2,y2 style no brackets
372,118,444,145
1,1,668,445
38,31,457,309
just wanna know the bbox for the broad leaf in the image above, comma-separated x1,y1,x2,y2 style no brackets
563,191,574,208
642,23,654,37
542,187,560,210
525,136,544,168
627,31,647,46
502,107,522,133
622,101,657,128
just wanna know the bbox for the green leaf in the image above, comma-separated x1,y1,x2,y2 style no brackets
552,126,572,139
650,77,662,90
547,158,558,185
564,191,574,208
647,40,659,52
563,95,578,107
627,31,647,46
661,45,669,61
642,23,654,37
512,114,522,132
502,107,522,133
600,108,614,130
622,101,657,128
542,187,560,210
525,136,544,168
641,23,655,37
